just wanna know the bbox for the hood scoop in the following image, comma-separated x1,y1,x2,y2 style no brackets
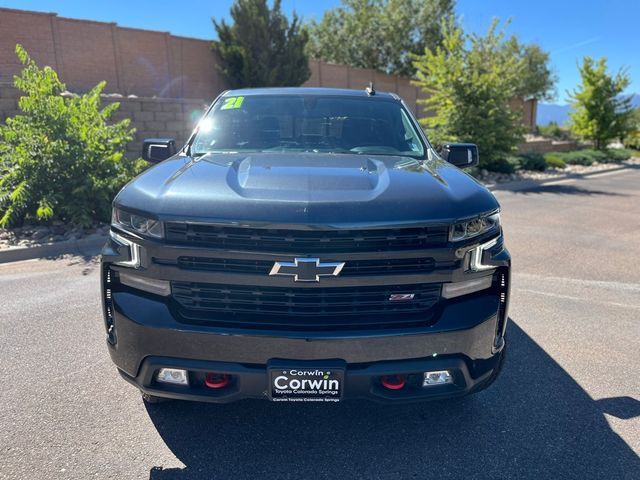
228,154,390,201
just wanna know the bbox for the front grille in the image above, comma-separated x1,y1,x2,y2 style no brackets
157,223,456,331
165,223,449,252
155,256,458,276
171,282,441,330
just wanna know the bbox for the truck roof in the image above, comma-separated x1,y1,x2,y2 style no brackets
222,87,399,100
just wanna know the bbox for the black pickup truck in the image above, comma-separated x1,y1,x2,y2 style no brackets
101,87,511,404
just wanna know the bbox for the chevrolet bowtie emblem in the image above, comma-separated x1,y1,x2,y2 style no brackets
269,258,346,282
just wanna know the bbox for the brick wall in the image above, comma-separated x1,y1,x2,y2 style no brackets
0,7,224,99
0,6,538,155
103,96,208,155
0,83,207,156
518,139,578,154
304,60,431,118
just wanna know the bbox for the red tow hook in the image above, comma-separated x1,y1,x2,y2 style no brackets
204,372,231,389
380,374,406,390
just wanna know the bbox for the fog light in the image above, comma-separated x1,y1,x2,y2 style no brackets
423,370,453,386
156,368,189,386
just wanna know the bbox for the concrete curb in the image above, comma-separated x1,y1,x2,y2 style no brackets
0,234,106,265
485,164,633,192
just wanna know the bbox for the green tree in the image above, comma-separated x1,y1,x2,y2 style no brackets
568,57,633,149
306,0,454,77
509,42,557,101
623,108,640,149
412,19,526,166
0,45,142,227
213,0,310,88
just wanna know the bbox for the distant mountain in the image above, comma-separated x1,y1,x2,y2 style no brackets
537,93,640,126
537,103,571,126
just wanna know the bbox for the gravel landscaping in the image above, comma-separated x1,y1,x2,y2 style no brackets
0,222,109,250
477,156,640,185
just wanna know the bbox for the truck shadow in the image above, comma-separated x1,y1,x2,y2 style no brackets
144,321,640,479
512,184,626,196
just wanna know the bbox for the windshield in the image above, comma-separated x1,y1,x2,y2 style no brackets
191,95,425,158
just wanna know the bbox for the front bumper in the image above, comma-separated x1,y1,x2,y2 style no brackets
101,227,510,403
106,286,507,403
121,351,505,404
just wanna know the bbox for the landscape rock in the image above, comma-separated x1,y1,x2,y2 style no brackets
0,222,109,251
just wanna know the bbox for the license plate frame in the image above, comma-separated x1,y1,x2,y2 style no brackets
268,367,344,403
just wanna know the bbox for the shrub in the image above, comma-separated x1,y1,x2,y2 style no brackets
517,153,547,171
602,148,634,163
490,152,552,172
484,157,519,174
538,148,634,169
586,150,608,163
562,149,632,165
543,153,566,169
0,45,144,227
562,150,596,166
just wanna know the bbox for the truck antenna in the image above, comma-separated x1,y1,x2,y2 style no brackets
366,82,376,96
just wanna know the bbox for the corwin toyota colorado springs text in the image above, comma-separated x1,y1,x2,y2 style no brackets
101,87,511,404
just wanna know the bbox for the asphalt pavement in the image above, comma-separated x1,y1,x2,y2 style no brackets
1,167,639,479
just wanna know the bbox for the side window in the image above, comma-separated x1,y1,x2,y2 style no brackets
400,109,424,155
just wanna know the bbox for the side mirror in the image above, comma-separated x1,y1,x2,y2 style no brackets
440,143,479,168
142,138,177,163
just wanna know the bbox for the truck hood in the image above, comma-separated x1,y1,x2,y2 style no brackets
114,152,499,227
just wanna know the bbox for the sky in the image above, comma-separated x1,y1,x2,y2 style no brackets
1,0,638,104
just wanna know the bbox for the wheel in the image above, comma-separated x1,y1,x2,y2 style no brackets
141,391,171,404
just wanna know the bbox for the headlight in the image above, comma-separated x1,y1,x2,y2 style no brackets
112,208,164,239
450,212,500,242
